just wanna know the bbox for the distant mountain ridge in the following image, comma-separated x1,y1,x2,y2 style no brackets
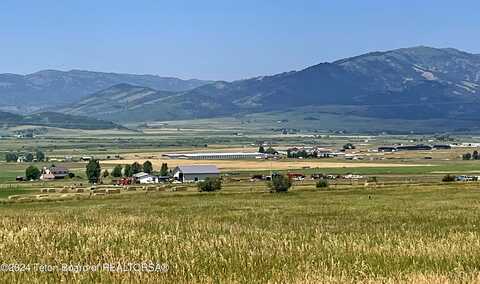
58,46,480,123
0,69,212,111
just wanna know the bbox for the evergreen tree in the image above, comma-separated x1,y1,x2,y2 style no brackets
86,159,101,183
143,160,153,174
111,165,123,178
160,163,169,176
131,162,142,174
124,164,133,177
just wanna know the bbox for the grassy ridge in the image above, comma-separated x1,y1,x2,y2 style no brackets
0,185,479,282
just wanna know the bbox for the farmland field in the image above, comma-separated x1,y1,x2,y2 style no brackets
2,126,480,282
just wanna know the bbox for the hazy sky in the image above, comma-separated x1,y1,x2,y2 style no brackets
1,0,479,81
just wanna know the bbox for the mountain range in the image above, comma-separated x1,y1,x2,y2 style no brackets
0,70,211,112
57,46,480,124
2,46,480,131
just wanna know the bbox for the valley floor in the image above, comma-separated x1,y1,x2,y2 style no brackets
1,183,479,283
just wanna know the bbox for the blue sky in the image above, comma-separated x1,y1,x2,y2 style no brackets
1,0,479,81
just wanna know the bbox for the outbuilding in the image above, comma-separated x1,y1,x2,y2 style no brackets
172,165,220,182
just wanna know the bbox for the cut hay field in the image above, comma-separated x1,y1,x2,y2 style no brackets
101,158,427,171
1,184,480,282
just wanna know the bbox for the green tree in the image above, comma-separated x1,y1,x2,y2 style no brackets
102,169,110,178
36,150,46,162
473,151,479,160
160,163,169,176
258,146,265,153
265,147,277,155
86,159,101,183
268,174,292,193
25,153,34,162
463,153,472,160
5,152,18,162
316,179,329,189
197,177,222,192
131,162,142,174
143,160,153,174
25,165,40,180
111,165,123,178
124,164,133,177
343,143,355,150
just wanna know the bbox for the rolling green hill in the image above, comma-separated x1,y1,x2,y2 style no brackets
0,111,121,130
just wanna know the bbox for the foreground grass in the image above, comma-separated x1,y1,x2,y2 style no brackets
0,185,480,282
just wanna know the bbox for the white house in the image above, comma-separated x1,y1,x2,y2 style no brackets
133,172,159,184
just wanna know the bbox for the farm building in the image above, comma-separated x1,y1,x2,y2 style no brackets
163,152,268,160
433,144,452,150
173,165,220,182
133,172,159,184
40,166,69,180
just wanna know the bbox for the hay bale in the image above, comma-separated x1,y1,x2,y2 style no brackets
40,188,48,193
126,187,136,191
93,193,105,196
74,188,84,193
146,186,156,191
47,188,56,193
93,188,105,193
8,195,21,200
59,188,69,193
36,194,49,199
106,188,120,194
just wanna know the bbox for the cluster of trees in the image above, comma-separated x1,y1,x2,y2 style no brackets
258,146,278,155
287,150,318,159
462,151,480,160
5,150,45,162
109,161,169,178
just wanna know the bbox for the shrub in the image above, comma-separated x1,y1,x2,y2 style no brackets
316,179,329,189
268,174,292,193
197,177,222,192
442,174,456,182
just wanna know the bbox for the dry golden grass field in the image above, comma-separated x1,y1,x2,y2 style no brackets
1,183,480,283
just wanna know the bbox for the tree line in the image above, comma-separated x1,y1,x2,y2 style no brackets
86,160,169,183
5,150,45,162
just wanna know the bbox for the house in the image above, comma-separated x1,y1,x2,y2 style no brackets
133,172,159,184
172,165,220,182
40,166,69,180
